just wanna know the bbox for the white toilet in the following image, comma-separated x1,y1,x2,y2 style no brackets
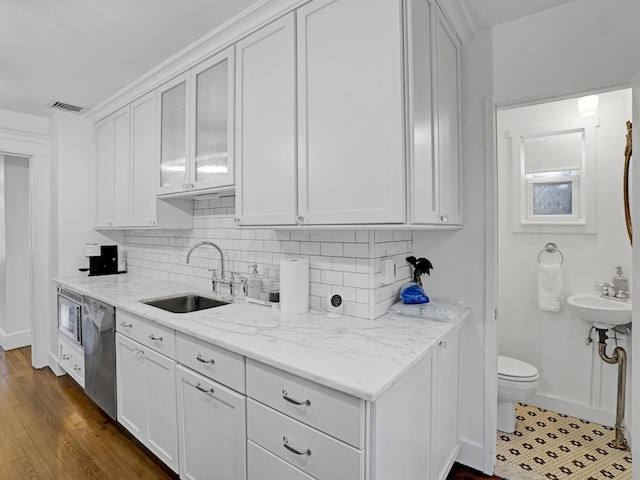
497,355,539,433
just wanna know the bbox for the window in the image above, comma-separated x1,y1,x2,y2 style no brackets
511,125,596,228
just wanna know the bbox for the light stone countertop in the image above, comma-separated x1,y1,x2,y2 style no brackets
53,274,469,401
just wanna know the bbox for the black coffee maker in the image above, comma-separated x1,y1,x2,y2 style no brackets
89,245,119,276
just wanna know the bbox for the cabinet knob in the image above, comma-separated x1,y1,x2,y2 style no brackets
440,215,449,222
149,220,156,226
439,340,448,349
189,183,194,189
183,183,189,189
296,215,305,225
234,218,240,226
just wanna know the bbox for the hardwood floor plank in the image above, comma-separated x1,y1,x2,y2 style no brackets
0,346,176,480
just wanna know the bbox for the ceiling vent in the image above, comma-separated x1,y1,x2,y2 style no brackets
48,101,85,114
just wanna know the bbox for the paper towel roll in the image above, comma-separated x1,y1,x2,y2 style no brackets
280,258,309,314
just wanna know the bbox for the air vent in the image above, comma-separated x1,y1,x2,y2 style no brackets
48,101,85,114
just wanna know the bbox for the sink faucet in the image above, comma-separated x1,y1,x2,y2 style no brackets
185,241,226,292
595,283,629,300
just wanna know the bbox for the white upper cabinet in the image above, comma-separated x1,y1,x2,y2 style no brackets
235,13,297,226
130,92,159,226
296,0,406,225
158,47,235,196
409,0,462,226
95,91,192,229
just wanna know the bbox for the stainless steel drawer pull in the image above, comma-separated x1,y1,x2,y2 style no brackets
195,382,215,395
282,389,311,407
283,437,311,456
61,354,71,360
133,348,145,356
120,321,132,328
148,334,163,342
73,365,81,371
196,353,215,365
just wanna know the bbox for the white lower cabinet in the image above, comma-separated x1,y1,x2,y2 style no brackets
115,332,179,472
431,328,461,480
58,334,84,388
175,365,246,480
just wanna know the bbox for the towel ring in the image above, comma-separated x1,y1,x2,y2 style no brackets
538,242,564,265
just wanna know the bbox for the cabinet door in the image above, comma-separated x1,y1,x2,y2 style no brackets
112,107,131,226
190,47,235,191
115,332,146,442
407,0,438,224
432,328,461,480
145,342,179,472
130,91,158,226
235,14,296,226
297,0,406,225
96,117,115,227
176,365,246,480
434,4,462,225
158,72,190,195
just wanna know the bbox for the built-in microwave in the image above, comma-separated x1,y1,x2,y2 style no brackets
58,287,83,346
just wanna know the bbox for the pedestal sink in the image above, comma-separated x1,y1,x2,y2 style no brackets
567,293,632,329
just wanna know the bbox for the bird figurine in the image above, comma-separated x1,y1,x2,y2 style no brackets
406,256,434,286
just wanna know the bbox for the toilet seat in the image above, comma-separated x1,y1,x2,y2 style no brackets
498,355,539,382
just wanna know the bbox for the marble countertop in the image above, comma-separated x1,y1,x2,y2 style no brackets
53,274,469,401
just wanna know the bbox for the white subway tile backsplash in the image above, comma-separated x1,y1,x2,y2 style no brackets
321,242,343,257
124,198,415,321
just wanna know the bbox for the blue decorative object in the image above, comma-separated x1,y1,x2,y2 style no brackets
400,282,430,304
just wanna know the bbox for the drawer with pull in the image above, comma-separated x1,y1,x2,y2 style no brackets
116,310,176,358
247,399,364,480
248,440,315,480
246,359,364,448
176,332,245,393
58,334,85,388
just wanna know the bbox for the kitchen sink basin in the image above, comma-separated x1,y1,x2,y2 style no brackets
143,294,230,314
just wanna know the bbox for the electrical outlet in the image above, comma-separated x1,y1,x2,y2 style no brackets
327,288,345,318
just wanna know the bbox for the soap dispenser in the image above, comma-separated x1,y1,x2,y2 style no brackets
247,264,262,299
613,266,629,293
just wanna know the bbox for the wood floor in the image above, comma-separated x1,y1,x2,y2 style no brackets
0,346,177,480
0,346,502,480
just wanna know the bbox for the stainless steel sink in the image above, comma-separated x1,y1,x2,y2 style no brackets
143,294,230,314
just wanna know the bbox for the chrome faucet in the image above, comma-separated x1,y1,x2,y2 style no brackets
595,283,629,301
186,241,226,292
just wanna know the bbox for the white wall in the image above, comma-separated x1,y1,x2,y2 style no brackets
497,89,632,424
493,0,640,105
3,155,31,348
50,111,119,278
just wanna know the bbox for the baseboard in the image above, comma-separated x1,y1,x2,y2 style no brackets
48,350,65,376
0,327,31,350
457,437,487,474
531,393,615,426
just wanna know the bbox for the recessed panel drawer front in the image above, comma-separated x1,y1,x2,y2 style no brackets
246,359,364,448
176,332,245,393
59,336,85,387
248,440,315,480
116,311,176,359
247,400,364,480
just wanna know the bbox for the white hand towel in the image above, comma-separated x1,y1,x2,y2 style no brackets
538,263,564,312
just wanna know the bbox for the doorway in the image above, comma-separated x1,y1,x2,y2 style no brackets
494,88,633,478
0,154,32,351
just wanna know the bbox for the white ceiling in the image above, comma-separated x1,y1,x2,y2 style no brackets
0,0,577,119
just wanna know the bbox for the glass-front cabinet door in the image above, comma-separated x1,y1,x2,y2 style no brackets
156,47,234,196
158,72,190,195
191,49,234,190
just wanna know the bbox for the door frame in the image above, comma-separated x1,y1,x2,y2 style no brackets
0,127,51,369
487,83,638,476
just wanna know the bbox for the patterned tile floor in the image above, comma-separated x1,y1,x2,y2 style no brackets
496,403,632,480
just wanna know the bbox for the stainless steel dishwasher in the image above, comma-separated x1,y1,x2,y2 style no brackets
82,296,116,420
